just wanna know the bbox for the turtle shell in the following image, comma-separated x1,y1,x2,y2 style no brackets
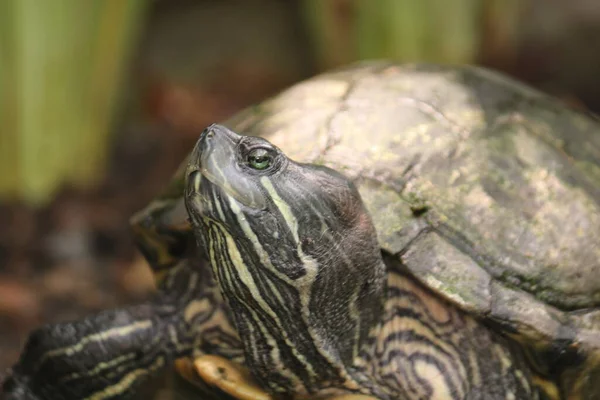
224,62,600,366
133,62,600,394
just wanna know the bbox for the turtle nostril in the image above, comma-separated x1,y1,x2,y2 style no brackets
202,123,218,139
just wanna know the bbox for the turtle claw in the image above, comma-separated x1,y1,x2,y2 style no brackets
175,356,273,400
175,356,382,400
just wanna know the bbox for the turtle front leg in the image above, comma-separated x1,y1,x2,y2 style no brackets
1,298,193,400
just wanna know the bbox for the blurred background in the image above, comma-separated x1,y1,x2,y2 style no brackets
1,0,600,372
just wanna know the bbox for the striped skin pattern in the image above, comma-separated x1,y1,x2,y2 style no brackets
1,297,186,400
357,255,544,400
158,254,242,365
184,124,545,399
0,255,241,400
186,124,388,397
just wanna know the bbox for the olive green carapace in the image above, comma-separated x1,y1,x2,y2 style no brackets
230,62,600,311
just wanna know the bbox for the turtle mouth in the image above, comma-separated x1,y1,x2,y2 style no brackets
184,168,209,221
185,125,229,223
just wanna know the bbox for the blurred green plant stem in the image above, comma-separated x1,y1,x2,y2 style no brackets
302,0,523,69
0,0,147,205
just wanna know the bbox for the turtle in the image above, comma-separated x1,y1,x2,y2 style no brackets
2,61,600,400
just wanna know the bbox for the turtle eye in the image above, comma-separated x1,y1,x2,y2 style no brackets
247,148,272,170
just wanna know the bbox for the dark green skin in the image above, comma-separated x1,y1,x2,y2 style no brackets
2,62,599,399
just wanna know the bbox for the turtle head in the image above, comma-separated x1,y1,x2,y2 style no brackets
185,124,385,394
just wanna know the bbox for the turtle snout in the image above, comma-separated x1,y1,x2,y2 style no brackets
192,124,239,167
200,124,240,145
